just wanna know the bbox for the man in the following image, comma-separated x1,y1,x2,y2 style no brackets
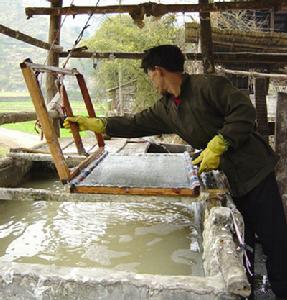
64,45,287,299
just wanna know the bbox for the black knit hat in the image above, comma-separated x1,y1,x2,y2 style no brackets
141,45,185,73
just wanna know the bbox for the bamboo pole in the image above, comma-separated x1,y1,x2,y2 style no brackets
25,1,287,17
59,51,287,65
0,24,62,51
20,62,70,182
217,67,287,79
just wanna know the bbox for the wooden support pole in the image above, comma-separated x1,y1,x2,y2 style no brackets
25,1,287,17
0,111,58,125
275,93,287,202
46,0,63,137
0,24,62,51
199,0,215,74
20,63,70,182
59,84,87,156
254,78,269,141
76,74,105,148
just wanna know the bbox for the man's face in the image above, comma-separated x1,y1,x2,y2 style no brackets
147,68,166,94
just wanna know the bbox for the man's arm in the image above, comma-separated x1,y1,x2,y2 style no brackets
208,76,256,150
106,100,173,138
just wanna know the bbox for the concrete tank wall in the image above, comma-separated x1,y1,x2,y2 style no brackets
0,188,250,300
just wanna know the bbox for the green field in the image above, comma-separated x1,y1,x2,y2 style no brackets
0,100,108,137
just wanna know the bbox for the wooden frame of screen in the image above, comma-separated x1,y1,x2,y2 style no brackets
20,60,105,182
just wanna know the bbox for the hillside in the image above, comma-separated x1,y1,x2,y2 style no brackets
0,0,94,95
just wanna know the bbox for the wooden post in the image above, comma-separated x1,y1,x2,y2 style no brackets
21,63,70,182
254,78,269,141
46,0,63,137
199,0,215,74
275,93,287,206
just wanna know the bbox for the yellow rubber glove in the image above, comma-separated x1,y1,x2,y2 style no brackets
192,134,228,174
63,116,106,133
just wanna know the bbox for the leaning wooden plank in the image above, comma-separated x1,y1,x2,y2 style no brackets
70,185,200,197
20,62,70,182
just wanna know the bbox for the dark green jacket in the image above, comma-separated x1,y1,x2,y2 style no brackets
106,74,278,197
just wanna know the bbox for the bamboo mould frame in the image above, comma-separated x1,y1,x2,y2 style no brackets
20,59,105,183
20,60,200,197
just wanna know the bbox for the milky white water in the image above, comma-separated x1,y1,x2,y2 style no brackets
0,200,203,276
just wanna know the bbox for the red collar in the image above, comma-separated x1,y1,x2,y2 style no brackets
173,97,182,106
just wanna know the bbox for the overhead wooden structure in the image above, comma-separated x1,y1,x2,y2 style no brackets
58,50,287,66
20,60,200,197
185,22,287,53
25,1,287,18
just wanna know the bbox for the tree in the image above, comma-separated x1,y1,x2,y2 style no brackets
84,14,183,112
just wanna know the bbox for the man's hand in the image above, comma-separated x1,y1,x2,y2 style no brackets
192,134,228,174
63,116,106,133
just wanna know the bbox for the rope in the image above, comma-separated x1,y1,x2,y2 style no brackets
230,209,254,277
62,0,101,68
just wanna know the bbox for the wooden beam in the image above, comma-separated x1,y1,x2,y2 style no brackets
0,24,62,51
0,111,58,125
199,0,215,74
59,51,287,65
217,67,287,79
25,1,287,17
